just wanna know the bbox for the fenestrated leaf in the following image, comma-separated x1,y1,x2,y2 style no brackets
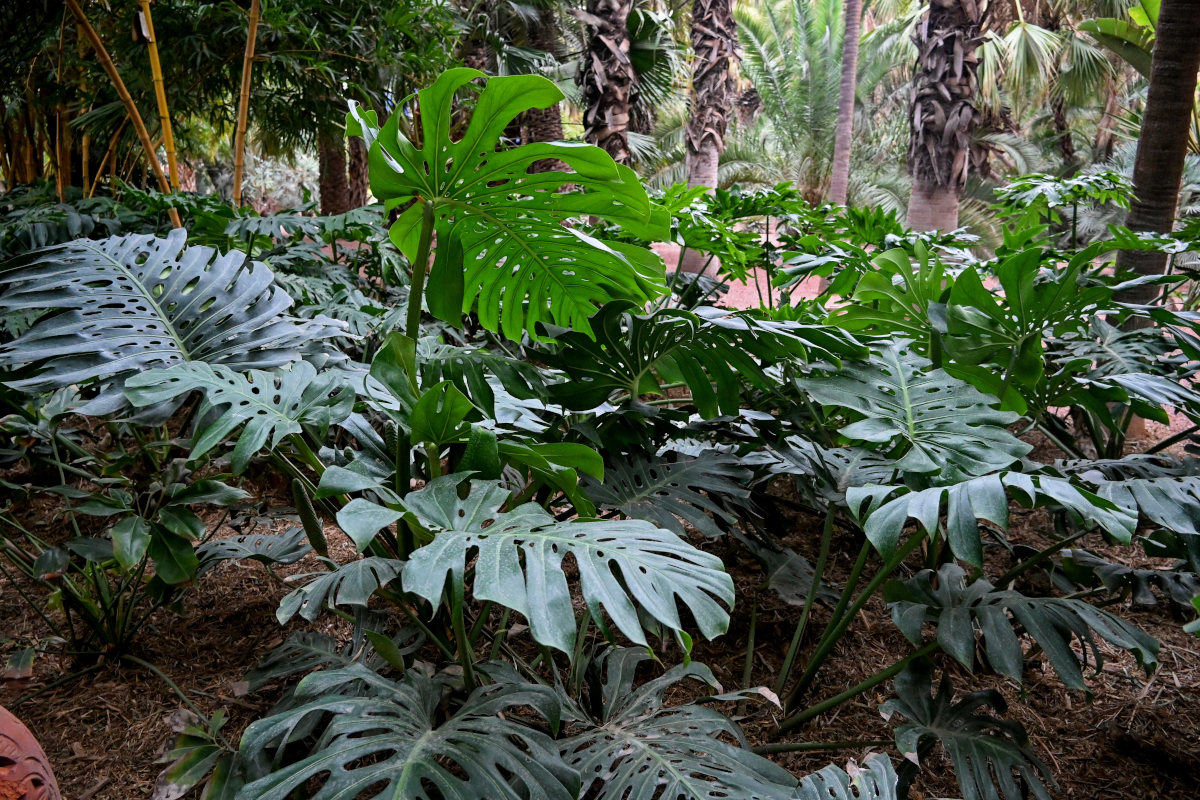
349,70,668,341
538,301,864,417
126,361,354,473
0,230,343,418
742,538,839,607
560,648,797,800
401,476,734,653
848,472,1136,566
885,564,1158,689
276,558,404,624
1060,456,1200,536
1060,549,1200,611
883,663,1056,800
583,451,752,537
196,527,312,576
797,342,1030,482
236,665,577,800
792,754,899,800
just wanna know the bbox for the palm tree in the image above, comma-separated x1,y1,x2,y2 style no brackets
1113,0,1200,311
905,0,989,231
828,0,862,205
685,0,737,191
577,0,638,165
736,0,845,202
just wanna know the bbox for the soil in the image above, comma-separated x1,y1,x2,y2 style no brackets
2,429,1199,800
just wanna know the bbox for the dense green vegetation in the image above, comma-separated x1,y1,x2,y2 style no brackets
2,1,1200,799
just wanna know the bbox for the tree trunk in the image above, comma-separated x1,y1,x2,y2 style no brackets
1115,0,1200,312
904,0,987,232
685,0,736,193
232,0,261,207
318,128,350,215
828,0,862,206
1092,74,1120,162
522,7,567,172
577,0,636,166
907,177,961,232
348,135,368,208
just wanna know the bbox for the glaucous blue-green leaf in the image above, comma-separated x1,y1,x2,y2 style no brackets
0,230,343,418
236,665,576,800
276,557,403,624
560,649,796,800
792,754,899,800
583,451,752,538
401,476,734,653
885,564,1157,689
798,342,1030,482
883,663,1055,800
349,69,668,341
848,473,1135,565
126,361,354,473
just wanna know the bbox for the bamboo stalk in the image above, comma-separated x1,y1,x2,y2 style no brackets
137,0,179,191
81,132,90,192
231,0,261,207
65,0,180,227
93,119,130,196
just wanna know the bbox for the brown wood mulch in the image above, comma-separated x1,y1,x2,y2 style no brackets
2,440,1200,800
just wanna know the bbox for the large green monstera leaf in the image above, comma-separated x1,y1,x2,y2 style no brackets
0,230,342,417
560,649,797,800
797,342,1031,482
400,476,734,653
537,301,864,417
125,361,354,473
236,665,577,800
348,68,668,341
885,564,1157,690
883,663,1056,800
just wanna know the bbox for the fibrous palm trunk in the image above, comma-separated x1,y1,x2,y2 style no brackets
685,0,736,193
577,0,636,166
905,0,988,232
318,127,350,216
348,135,368,208
1114,0,1200,315
522,6,567,172
828,0,862,206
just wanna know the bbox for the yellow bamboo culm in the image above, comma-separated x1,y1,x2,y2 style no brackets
65,0,180,227
231,0,261,207
138,0,179,191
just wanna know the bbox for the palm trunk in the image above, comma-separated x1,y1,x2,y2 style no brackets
685,0,736,193
138,0,179,191
828,0,862,206
904,0,987,232
522,7,567,172
577,0,636,166
1114,0,1200,312
65,0,179,227
348,135,369,208
318,128,350,216
232,0,261,207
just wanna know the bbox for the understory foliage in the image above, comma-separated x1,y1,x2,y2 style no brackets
3,70,1200,800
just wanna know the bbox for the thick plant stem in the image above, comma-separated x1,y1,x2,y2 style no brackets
775,506,835,695
137,0,178,191
451,585,477,693
787,534,924,709
753,739,893,756
232,0,261,207
777,640,939,734
406,200,437,344
65,0,179,228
